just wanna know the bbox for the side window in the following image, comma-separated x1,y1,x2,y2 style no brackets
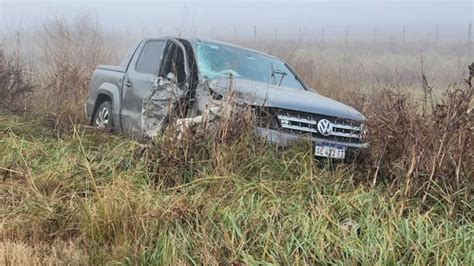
135,40,166,75
161,43,186,83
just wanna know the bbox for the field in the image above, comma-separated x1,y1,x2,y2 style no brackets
0,15,473,264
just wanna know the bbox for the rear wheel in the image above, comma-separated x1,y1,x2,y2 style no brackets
94,101,113,129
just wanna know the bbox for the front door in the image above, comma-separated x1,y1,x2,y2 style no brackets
121,39,167,137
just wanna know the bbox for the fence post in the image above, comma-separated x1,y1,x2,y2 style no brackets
373,27,377,43
468,23,472,57
468,23,472,43
254,25,257,42
321,26,325,44
402,25,406,43
345,26,349,45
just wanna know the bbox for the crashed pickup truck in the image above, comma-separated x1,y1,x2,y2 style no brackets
85,37,367,160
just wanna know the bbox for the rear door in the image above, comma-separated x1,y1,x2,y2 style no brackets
121,39,167,137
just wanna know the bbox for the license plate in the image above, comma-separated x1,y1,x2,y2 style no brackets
315,142,346,159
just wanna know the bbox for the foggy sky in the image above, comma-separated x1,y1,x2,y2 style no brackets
1,1,472,41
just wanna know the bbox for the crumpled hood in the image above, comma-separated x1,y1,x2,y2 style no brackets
210,78,366,121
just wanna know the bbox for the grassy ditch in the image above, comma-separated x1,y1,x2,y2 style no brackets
0,113,472,264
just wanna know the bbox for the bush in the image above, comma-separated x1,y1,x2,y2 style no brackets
361,73,473,214
0,45,35,112
33,14,112,129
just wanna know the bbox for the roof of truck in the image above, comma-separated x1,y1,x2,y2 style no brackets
141,36,282,61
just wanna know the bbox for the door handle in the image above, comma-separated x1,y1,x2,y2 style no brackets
124,80,132,87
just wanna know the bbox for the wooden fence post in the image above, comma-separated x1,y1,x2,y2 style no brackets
468,23,472,43
321,26,325,44
254,25,257,42
403,25,406,43
468,23,472,57
373,27,377,43
345,26,349,45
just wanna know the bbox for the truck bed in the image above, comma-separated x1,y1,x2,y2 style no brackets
85,65,126,120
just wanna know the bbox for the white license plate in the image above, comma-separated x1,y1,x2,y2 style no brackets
315,142,346,159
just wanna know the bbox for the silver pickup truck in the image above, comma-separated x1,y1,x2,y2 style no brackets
85,37,367,160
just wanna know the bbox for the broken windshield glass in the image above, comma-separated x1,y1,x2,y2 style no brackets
196,41,305,90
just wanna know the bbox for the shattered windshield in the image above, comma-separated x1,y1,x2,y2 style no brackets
196,41,305,90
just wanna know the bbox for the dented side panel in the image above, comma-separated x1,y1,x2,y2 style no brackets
142,77,186,138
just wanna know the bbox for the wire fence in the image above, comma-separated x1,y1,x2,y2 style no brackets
108,23,473,44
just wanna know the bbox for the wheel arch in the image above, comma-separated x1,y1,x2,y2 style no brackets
91,93,113,126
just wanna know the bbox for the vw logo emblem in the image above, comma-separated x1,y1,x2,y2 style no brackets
317,119,333,136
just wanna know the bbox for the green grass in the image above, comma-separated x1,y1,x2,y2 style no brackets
0,113,472,264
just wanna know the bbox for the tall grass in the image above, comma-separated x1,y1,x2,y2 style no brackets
0,42,35,112
1,14,113,129
0,113,472,264
0,13,473,264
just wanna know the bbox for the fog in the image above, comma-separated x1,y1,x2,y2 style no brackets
1,0,473,41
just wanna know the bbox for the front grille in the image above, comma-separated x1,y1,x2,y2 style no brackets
274,109,364,144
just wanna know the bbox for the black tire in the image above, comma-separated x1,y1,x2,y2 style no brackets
93,101,114,130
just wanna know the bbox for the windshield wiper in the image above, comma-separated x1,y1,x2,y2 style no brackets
271,63,288,86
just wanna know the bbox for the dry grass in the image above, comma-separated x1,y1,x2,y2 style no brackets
0,113,472,264
0,42,35,112
0,14,473,264
0,241,87,265
25,14,112,130
366,83,472,196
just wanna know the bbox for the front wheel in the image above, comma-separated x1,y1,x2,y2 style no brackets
93,101,113,129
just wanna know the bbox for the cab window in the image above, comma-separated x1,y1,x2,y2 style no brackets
135,40,166,75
